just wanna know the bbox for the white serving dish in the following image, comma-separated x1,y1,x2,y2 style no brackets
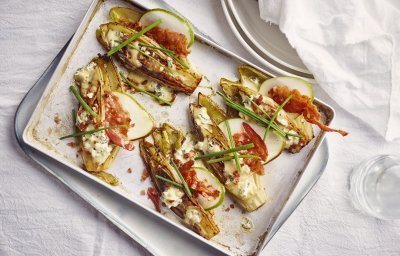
221,0,315,81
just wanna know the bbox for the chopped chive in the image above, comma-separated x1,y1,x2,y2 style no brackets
107,19,161,56
59,125,126,140
263,94,293,140
170,160,192,198
156,175,183,188
248,97,271,119
217,91,286,137
206,155,260,164
248,96,291,138
69,86,98,117
156,175,196,192
225,120,241,173
139,43,175,54
194,143,254,160
226,101,285,137
72,109,76,124
120,73,172,106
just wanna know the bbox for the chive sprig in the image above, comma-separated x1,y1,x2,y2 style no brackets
194,143,254,160
263,94,293,140
120,72,173,106
59,125,126,140
170,160,192,198
70,85,98,117
225,120,241,173
217,92,301,139
206,154,260,164
107,20,161,56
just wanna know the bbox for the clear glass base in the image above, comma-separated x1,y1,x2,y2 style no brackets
349,155,400,220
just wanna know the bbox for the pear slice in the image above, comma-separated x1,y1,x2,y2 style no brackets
259,76,314,101
139,8,195,48
218,118,285,164
112,91,154,140
192,166,225,211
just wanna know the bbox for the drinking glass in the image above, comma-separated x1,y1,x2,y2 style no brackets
349,155,400,220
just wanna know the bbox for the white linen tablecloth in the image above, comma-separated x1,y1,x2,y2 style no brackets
1,0,399,255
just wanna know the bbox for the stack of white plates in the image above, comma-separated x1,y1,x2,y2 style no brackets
221,0,315,81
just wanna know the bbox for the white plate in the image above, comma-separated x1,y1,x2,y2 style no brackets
221,0,314,81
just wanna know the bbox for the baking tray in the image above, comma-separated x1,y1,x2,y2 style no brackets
19,0,333,255
14,41,329,256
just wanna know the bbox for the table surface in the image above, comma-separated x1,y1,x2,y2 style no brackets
1,0,400,255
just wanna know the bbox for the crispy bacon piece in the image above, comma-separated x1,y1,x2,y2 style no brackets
147,187,161,212
105,129,134,150
180,159,195,172
127,23,190,57
145,27,190,57
232,171,240,184
242,123,268,161
104,93,135,150
180,160,220,200
269,86,348,136
233,123,267,175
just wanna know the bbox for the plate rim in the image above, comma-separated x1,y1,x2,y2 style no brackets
226,0,312,75
221,0,315,82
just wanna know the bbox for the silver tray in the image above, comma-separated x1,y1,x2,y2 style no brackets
14,38,329,256
16,0,331,255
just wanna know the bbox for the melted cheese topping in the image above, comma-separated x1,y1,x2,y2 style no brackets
193,107,213,127
161,186,184,208
175,136,196,163
166,57,176,70
76,110,89,126
236,173,257,198
82,126,113,164
195,138,221,155
283,128,300,148
184,207,202,225
225,160,257,199
127,41,142,67
127,72,174,102
154,83,172,100
107,30,121,48
74,62,97,98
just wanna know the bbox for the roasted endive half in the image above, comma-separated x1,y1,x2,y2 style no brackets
259,77,348,137
139,138,220,240
96,22,202,94
152,123,225,211
198,93,284,163
108,7,178,105
71,56,154,176
190,94,267,212
220,79,314,153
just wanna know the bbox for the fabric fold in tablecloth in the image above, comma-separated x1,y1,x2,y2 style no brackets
259,0,400,140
